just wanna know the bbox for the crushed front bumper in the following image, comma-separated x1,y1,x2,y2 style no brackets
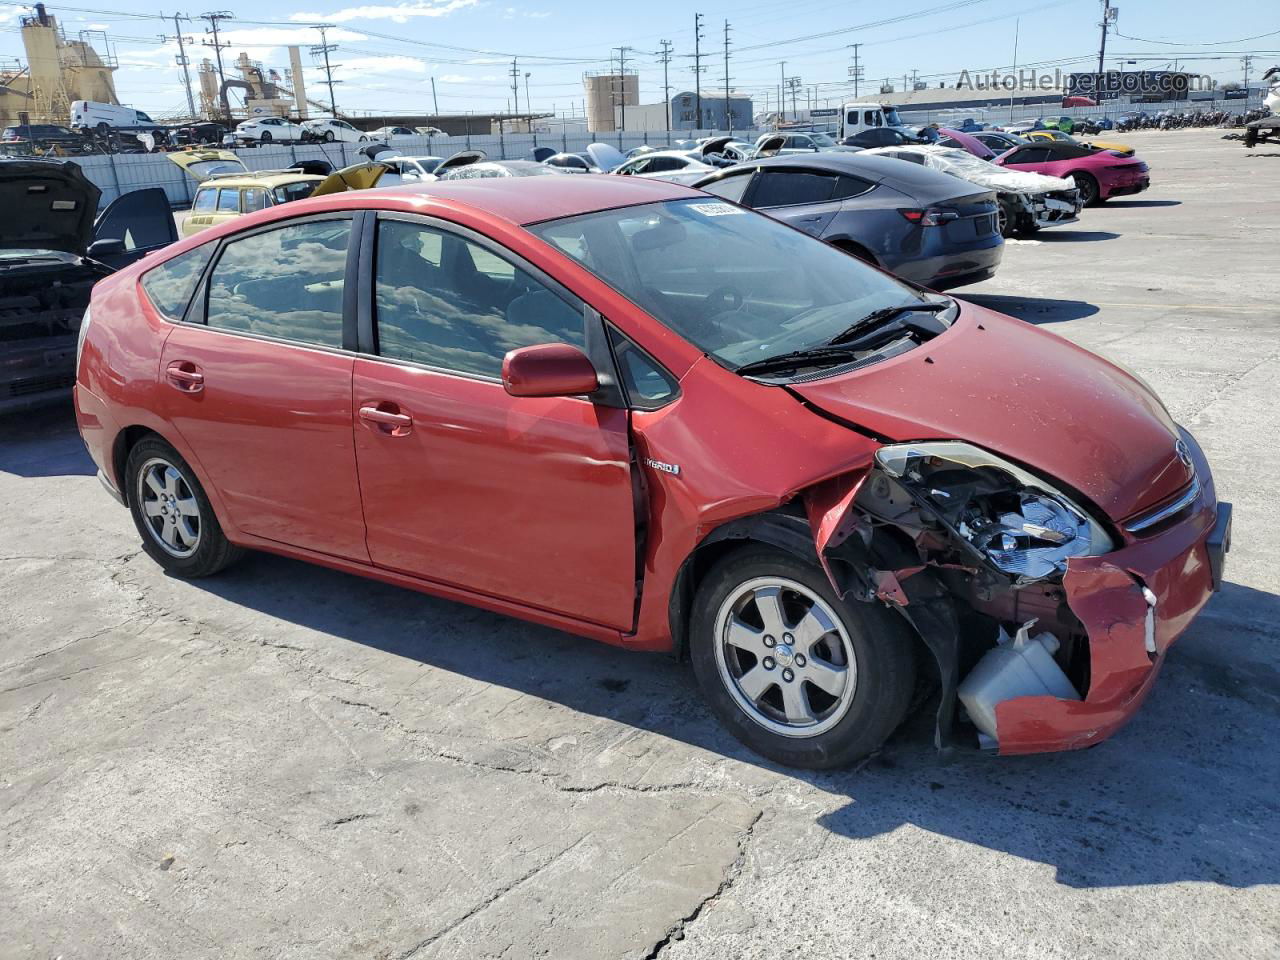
994,491,1230,756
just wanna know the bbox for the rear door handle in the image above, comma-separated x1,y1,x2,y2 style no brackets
165,361,204,393
359,402,413,437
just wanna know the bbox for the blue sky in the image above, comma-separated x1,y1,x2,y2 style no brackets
1,0,1276,118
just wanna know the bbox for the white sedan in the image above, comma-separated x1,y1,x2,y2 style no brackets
302,118,369,143
234,116,306,144
369,125,422,143
611,150,718,185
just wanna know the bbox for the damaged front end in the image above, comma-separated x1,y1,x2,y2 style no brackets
806,440,1224,756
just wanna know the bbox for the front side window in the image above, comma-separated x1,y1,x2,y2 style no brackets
216,188,240,213
192,188,217,213
374,219,584,378
699,172,753,203
205,218,350,347
141,245,215,320
530,198,926,370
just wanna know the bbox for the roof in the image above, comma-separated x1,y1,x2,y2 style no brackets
716,151,966,190
195,172,326,189
353,174,696,225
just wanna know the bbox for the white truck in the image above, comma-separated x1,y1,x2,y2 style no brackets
837,102,911,140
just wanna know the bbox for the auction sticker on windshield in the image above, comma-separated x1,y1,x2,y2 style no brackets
687,202,745,217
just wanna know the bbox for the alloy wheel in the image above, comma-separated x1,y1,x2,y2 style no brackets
136,457,202,558
713,577,858,738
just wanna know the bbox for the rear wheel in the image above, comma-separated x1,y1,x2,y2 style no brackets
126,437,242,578
689,547,916,769
1074,172,1101,206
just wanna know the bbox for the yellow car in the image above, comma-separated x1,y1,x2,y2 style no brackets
168,150,387,237
1025,129,1134,157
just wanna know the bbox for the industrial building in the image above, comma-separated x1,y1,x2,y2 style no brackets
0,3,119,127
616,91,754,131
582,70,639,132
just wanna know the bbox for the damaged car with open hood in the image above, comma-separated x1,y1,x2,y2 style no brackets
74,176,1230,768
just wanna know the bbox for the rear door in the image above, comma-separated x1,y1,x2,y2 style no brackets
156,213,369,560
351,214,637,629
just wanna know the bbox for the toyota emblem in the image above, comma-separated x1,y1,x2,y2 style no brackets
1175,439,1193,470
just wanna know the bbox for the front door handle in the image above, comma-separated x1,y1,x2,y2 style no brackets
165,360,204,393
359,402,413,437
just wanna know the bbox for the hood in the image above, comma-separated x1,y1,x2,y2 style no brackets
937,128,996,160
789,304,1193,522
587,142,626,171
0,158,100,255
435,149,486,174
167,149,247,182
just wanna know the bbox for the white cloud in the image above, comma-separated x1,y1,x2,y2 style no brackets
437,73,500,84
289,0,477,24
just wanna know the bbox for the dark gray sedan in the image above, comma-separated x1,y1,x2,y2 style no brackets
693,153,1003,291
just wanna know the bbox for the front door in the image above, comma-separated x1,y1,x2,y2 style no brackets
352,216,637,630
157,215,369,560
92,187,179,269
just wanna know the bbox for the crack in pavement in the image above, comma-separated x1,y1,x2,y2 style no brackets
642,809,766,959
387,834,593,960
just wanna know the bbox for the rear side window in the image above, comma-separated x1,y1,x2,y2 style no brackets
193,188,217,213
141,245,215,320
243,188,268,212
751,171,839,208
205,219,350,347
273,181,316,204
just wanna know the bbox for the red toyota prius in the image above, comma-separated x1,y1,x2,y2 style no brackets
74,176,1230,768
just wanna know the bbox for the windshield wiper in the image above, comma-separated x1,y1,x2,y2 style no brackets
735,344,865,377
827,300,951,346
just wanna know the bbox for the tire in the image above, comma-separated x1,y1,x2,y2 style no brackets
358,135,368,142
1073,171,1102,206
324,130,335,142
1245,126,1258,148
260,131,272,143
689,546,916,769
125,437,243,578
997,198,1016,237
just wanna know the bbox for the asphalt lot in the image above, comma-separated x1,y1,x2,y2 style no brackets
3,127,1278,960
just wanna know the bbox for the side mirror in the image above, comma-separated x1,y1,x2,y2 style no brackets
87,238,126,260
502,343,598,398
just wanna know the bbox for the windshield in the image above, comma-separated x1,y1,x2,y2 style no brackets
529,198,930,370
883,107,904,126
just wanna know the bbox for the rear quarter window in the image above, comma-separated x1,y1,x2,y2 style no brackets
141,245,216,320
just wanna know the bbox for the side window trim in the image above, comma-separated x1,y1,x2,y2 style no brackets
365,211,592,384
190,212,356,353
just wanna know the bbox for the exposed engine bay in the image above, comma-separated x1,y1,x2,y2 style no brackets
0,254,104,343
821,442,1121,751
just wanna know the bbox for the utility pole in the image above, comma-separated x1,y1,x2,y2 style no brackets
525,71,531,119
778,61,786,124
722,20,731,132
510,57,520,116
310,23,341,117
787,76,800,121
1243,54,1253,94
847,43,862,99
910,68,919,89
613,46,631,131
163,13,197,119
693,13,705,129
1097,0,1113,78
658,39,673,131
199,11,232,120
1009,17,1020,122
430,76,439,115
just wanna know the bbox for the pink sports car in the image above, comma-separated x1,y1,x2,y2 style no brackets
994,140,1149,206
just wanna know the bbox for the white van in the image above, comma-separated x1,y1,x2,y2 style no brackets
70,101,160,133
838,102,910,140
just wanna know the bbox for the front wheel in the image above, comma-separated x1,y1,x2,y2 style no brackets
689,547,916,769
126,437,243,578
324,130,335,142
260,131,272,143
